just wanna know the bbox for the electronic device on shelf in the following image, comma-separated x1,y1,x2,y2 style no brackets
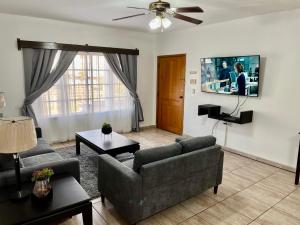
198,104,253,124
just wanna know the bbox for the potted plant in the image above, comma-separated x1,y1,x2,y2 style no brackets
101,122,112,135
32,168,54,199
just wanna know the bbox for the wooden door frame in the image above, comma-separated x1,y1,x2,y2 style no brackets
156,54,186,135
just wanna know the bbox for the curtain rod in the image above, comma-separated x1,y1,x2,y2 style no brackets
17,38,139,55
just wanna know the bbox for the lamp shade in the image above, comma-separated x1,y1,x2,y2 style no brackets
0,92,5,109
0,117,37,154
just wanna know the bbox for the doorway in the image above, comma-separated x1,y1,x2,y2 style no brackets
156,54,186,134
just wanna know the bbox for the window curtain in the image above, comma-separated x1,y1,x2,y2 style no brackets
22,48,77,125
32,52,133,143
103,53,144,131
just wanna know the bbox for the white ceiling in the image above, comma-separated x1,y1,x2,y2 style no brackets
0,0,300,32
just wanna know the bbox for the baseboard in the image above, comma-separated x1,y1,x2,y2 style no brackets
140,125,157,130
223,146,296,173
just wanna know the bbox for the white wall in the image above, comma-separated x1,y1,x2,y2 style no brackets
0,13,156,127
156,9,300,168
1,9,299,168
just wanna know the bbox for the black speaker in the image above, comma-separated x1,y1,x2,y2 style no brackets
240,111,253,124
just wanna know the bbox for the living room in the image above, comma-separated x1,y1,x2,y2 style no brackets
0,0,299,225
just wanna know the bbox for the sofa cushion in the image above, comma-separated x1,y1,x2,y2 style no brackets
133,143,182,172
115,153,134,162
19,139,54,158
122,159,134,169
179,136,216,154
175,136,190,143
21,152,63,168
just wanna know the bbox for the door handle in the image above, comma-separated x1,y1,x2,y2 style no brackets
179,96,183,99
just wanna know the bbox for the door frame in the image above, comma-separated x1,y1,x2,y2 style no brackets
156,54,186,134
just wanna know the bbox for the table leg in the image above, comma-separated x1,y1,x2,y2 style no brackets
76,137,81,155
82,202,93,225
131,144,140,154
295,136,300,185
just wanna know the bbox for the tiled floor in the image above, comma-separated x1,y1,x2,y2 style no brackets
52,128,300,225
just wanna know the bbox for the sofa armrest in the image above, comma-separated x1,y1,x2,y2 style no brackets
216,149,224,185
0,158,80,188
98,154,142,224
35,127,42,139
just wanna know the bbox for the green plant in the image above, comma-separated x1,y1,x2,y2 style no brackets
102,122,111,129
32,168,54,182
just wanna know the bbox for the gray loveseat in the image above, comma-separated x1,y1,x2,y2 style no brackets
98,135,224,225
0,128,80,188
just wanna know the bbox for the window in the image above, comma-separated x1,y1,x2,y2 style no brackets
36,52,131,117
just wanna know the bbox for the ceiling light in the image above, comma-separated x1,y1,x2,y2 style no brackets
149,15,172,31
149,16,162,30
162,17,172,29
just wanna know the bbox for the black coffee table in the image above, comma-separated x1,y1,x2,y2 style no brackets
0,176,92,225
75,130,140,156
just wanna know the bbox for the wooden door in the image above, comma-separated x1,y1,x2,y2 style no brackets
157,54,186,134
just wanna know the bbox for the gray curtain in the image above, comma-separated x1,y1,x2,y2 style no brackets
22,49,77,125
104,53,144,131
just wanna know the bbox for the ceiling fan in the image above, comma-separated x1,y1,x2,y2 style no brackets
112,0,204,31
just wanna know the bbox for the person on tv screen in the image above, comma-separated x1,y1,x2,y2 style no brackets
219,61,231,87
233,62,246,96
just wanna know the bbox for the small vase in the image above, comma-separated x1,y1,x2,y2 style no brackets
102,126,112,135
33,179,52,199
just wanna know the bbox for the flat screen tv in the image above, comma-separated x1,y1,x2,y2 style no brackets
201,55,260,97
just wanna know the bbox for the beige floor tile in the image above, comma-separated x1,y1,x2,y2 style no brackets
223,160,245,172
242,184,285,207
56,216,82,225
56,209,107,225
256,208,300,225
204,183,239,202
255,177,297,196
222,172,254,191
222,191,270,220
138,213,175,225
231,166,266,183
248,221,262,225
248,161,279,174
92,197,102,204
266,171,295,186
290,187,300,199
181,193,217,214
179,215,211,225
198,202,252,225
93,209,109,225
93,201,129,225
274,195,300,220
160,204,194,224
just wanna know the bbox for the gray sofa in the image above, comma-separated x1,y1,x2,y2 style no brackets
0,128,80,188
98,135,224,225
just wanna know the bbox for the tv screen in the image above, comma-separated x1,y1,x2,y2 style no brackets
201,55,260,97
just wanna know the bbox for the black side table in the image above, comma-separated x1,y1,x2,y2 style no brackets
0,176,92,225
295,132,300,185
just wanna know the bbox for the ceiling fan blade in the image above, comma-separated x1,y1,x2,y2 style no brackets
171,12,203,24
112,13,149,21
174,7,204,13
127,6,150,11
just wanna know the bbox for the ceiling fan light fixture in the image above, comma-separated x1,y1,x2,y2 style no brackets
162,17,172,29
149,16,162,30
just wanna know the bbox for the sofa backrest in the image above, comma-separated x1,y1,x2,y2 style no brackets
178,136,216,154
133,143,182,173
140,145,221,189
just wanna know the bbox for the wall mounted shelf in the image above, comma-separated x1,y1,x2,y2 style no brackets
198,104,253,124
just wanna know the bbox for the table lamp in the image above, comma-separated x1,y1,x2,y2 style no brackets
0,117,37,200
0,92,5,117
